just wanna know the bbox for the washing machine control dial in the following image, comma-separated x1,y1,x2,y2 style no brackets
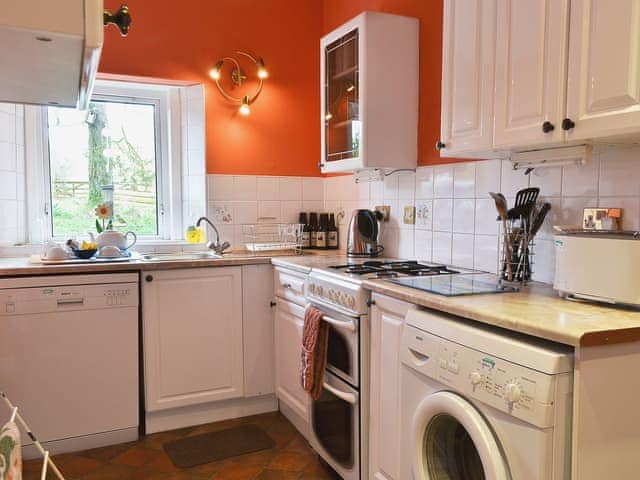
470,371,482,385
505,383,522,403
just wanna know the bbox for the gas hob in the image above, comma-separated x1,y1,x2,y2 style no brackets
327,260,469,279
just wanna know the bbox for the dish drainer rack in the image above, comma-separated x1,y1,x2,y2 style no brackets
242,223,304,253
499,213,536,285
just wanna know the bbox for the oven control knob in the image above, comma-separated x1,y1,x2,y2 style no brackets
346,295,355,308
309,284,315,294
505,383,522,403
470,371,482,385
316,286,323,296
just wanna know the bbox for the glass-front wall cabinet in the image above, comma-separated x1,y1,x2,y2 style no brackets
324,29,360,164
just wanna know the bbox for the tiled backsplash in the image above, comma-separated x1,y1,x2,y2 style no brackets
323,146,640,284
0,103,25,245
206,175,324,249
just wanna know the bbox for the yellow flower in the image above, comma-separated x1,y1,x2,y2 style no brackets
95,203,112,219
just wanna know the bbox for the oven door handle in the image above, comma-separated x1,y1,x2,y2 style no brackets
321,314,356,333
323,382,358,405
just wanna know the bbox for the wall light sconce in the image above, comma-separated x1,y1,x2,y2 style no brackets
209,51,268,116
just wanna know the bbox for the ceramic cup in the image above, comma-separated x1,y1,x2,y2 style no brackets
42,241,69,260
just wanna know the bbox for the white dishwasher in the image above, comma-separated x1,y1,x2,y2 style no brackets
0,273,139,458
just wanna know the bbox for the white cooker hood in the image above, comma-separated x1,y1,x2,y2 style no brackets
0,0,104,109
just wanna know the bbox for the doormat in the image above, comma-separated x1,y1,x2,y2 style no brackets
163,424,275,468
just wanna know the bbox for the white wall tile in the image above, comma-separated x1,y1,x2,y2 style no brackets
233,176,257,200
370,180,384,202
559,196,597,228
415,199,432,231
383,174,399,200
432,232,452,264
233,201,258,224
528,167,562,196
475,198,500,235
209,175,234,201
257,176,279,200
433,198,453,232
598,147,640,197
474,235,499,273
415,167,434,199
398,227,415,259
475,159,501,197
258,200,281,221
414,230,432,261
281,201,303,223
382,228,399,258
562,157,599,197
279,177,302,200
209,201,234,224
533,197,561,240
531,239,555,284
500,160,529,197
452,233,474,268
454,163,475,198
302,178,324,201
453,199,475,234
434,165,454,198
398,173,416,200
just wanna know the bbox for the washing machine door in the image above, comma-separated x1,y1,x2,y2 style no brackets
411,391,510,480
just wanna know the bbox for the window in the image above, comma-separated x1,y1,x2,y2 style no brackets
22,78,206,244
46,97,161,237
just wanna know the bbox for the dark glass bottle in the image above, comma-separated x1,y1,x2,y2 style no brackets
327,212,339,249
299,212,310,249
317,213,329,249
309,212,319,248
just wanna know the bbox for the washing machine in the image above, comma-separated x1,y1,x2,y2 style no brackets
400,308,574,480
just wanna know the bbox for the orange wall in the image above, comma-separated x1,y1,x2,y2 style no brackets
100,0,322,176
323,0,467,166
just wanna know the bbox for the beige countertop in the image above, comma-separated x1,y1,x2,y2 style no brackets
271,255,640,347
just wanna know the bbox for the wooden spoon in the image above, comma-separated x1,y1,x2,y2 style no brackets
489,192,513,281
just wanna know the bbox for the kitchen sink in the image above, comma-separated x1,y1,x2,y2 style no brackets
141,252,223,262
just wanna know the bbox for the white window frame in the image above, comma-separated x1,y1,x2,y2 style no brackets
26,79,188,243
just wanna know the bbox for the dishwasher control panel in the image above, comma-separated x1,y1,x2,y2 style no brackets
0,282,138,315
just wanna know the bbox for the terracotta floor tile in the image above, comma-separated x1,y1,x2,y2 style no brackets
49,454,103,477
111,444,158,467
267,450,315,472
253,469,299,480
78,463,138,480
78,442,134,462
210,462,263,480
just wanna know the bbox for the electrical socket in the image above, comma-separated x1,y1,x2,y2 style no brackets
403,206,416,225
375,205,390,222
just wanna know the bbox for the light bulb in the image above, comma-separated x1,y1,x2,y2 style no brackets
325,113,333,121
209,60,224,80
257,57,268,79
346,84,355,93
239,96,251,116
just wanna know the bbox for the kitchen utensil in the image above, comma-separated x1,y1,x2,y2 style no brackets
507,187,540,221
96,230,137,250
530,202,552,238
489,192,513,281
347,209,384,256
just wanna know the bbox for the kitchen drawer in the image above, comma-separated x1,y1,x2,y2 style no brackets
274,267,306,306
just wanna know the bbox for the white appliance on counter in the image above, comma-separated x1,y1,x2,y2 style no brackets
554,231,640,305
401,308,573,479
0,273,139,457
0,0,104,108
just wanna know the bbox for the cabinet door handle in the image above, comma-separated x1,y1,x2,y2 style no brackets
281,283,292,289
435,140,446,151
323,382,358,405
270,301,277,307
562,118,575,131
542,121,555,133
145,275,153,282
317,162,325,168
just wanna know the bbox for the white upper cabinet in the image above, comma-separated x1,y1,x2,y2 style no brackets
565,0,640,140
441,0,640,156
320,11,419,173
493,0,569,149
439,0,496,157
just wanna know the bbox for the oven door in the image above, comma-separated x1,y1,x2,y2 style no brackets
307,301,359,387
311,370,360,480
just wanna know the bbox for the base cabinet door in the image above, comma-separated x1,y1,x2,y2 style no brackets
274,299,310,423
369,294,412,480
566,0,640,140
143,267,244,412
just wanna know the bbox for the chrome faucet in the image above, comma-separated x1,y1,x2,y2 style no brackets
196,217,231,255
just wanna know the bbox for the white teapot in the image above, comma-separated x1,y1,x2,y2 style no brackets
94,230,137,250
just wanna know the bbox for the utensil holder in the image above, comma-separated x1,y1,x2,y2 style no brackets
499,213,535,285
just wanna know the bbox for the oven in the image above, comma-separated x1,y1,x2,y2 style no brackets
306,279,367,480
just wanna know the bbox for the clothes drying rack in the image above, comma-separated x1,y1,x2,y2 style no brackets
1,391,66,480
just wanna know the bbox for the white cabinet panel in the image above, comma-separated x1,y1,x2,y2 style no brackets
242,264,275,397
440,0,496,156
494,0,569,148
274,299,310,423
143,267,244,411
567,0,640,140
369,294,411,480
